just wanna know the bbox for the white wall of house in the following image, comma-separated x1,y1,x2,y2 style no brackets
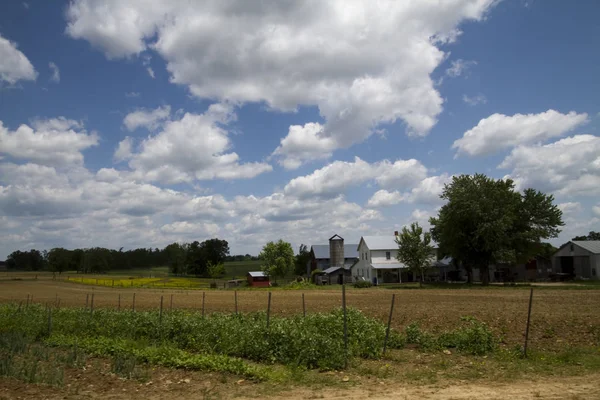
351,240,400,282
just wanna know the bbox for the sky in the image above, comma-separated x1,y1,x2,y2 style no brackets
1,0,599,259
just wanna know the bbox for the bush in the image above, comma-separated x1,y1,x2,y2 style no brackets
209,282,217,289
310,269,324,283
353,281,372,288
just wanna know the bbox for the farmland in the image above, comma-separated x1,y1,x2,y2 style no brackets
1,277,599,399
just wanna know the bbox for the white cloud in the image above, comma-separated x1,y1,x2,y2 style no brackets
48,62,60,83
558,202,582,215
367,190,404,207
126,103,272,183
65,0,497,168
453,110,589,157
593,204,600,218
283,156,427,199
146,67,155,79
271,123,336,169
123,105,170,131
367,174,452,207
114,137,133,162
125,91,140,98
446,59,477,77
462,93,487,106
0,34,37,84
499,134,600,196
0,118,98,166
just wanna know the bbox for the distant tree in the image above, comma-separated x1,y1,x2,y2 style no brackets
207,261,225,282
80,248,112,274
6,249,46,271
572,231,600,241
294,244,311,276
260,240,295,282
430,174,563,285
47,248,72,274
165,243,188,275
396,223,434,287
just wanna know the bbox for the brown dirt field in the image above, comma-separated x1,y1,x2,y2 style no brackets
1,280,599,350
0,363,598,400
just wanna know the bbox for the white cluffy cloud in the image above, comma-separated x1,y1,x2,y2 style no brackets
367,174,452,207
48,62,60,83
114,137,133,162
0,117,98,166
123,105,171,131
65,0,498,168
462,93,487,106
453,109,588,156
123,103,272,183
0,34,37,84
283,156,427,199
499,134,600,197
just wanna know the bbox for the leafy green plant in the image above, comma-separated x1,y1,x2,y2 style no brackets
353,281,372,288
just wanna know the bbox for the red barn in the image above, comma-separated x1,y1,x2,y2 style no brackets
247,271,270,287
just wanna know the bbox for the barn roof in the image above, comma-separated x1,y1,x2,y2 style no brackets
248,271,266,278
323,266,342,274
311,244,359,259
360,236,398,251
572,241,600,254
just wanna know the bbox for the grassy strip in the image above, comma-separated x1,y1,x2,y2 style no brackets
45,335,273,381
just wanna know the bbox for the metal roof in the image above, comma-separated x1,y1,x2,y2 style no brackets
248,271,266,278
371,262,406,269
433,256,453,267
360,236,398,251
572,241,600,254
323,266,342,274
311,244,359,259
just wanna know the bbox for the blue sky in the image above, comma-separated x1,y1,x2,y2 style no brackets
1,0,599,258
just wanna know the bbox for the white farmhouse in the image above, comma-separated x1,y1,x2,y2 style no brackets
352,234,407,285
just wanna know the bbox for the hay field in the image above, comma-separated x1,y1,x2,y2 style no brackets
0,279,598,351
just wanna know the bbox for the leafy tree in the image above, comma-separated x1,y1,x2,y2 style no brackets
80,248,112,274
396,222,434,287
47,248,72,274
186,239,230,276
260,240,295,282
430,174,563,285
165,243,188,275
6,250,46,271
207,261,225,281
294,244,311,276
572,231,600,241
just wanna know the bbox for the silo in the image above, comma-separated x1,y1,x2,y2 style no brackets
329,234,345,268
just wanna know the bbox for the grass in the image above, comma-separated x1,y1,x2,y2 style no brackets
66,276,212,289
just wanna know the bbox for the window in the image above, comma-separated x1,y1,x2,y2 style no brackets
386,251,391,260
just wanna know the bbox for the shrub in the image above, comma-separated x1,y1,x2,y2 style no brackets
437,316,496,355
353,281,372,288
209,282,217,289
310,269,324,283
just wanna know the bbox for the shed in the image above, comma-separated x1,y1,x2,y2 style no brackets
247,271,270,287
552,241,600,280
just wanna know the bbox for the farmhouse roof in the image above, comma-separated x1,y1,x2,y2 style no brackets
248,271,266,278
572,241,600,254
311,244,359,259
360,236,398,251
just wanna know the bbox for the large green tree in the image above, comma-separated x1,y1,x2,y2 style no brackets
165,243,188,275
396,223,434,287
430,174,563,285
260,240,295,282
47,248,72,274
572,231,600,241
294,244,311,276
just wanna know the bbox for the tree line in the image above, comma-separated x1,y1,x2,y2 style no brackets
5,238,258,276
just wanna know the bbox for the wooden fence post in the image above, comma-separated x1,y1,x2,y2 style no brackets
170,294,173,312
235,291,238,315
523,288,534,358
160,296,164,324
266,292,272,330
383,294,396,355
90,293,95,315
118,294,121,311
302,293,306,317
47,308,52,336
85,294,89,310
132,293,136,312
342,284,348,368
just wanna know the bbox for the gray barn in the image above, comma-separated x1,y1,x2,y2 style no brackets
552,241,600,280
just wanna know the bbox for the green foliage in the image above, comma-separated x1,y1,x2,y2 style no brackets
572,231,600,241
6,249,46,271
430,174,563,284
260,240,295,282
353,280,373,288
165,242,188,275
311,269,324,283
396,222,434,285
294,244,311,276
207,261,226,279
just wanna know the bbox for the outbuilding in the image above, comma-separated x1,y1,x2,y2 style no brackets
552,241,600,280
247,271,270,287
